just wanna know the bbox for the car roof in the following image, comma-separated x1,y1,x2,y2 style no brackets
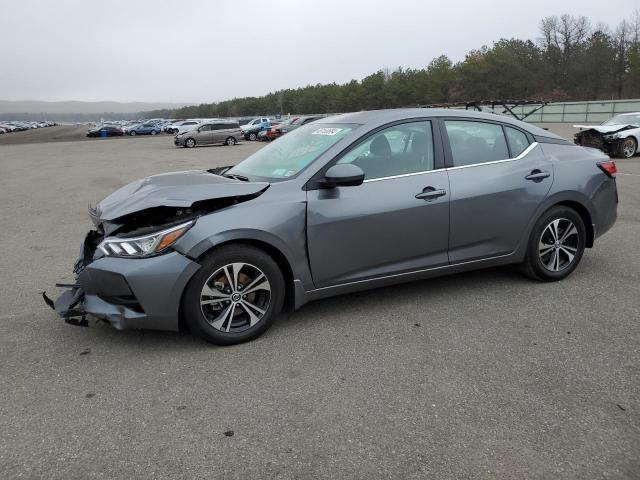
316,108,564,140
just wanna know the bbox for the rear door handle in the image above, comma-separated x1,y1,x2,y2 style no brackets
525,170,550,181
415,187,447,201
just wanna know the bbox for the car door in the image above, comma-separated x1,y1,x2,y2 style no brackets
441,118,554,263
195,124,213,144
306,120,450,288
209,123,225,143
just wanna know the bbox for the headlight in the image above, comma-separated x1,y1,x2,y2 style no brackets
604,133,620,140
98,220,194,258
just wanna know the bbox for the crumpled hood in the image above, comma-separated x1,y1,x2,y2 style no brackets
573,124,635,134
95,170,269,221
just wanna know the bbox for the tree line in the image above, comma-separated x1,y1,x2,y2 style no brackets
145,13,640,119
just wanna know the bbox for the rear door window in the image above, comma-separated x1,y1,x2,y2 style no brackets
444,120,509,167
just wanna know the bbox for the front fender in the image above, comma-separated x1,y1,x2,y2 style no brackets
171,192,314,291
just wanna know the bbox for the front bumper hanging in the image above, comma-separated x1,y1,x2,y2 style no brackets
42,284,88,327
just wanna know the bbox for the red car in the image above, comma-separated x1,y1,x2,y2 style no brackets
266,117,299,140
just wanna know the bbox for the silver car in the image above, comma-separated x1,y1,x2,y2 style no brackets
46,109,618,345
174,121,242,147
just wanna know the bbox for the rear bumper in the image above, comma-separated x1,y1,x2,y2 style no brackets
45,248,201,331
592,177,618,240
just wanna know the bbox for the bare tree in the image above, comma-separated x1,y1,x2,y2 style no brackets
613,19,633,98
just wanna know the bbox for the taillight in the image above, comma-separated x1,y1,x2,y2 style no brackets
597,161,617,178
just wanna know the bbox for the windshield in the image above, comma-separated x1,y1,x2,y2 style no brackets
603,114,640,126
228,123,356,180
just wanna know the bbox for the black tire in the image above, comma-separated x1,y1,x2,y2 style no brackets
248,132,257,141
182,245,285,345
130,131,136,136
521,205,586,282
185,138,196,148
151,130,157,135
617,137,637,158
225,136,237,146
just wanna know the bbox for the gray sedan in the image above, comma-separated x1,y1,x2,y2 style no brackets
45,109,618,345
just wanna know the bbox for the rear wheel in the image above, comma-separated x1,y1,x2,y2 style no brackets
185,138,196,148
225,136,237,146
151,130,157,135
182,245,285,345
618,137,637,158
130,131,136,136
521,206,586,281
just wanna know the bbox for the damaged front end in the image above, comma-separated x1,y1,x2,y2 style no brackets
573,125,636,156
43,168,269,330
42,230,104,326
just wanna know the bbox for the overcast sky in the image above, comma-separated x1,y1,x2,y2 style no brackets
0,0,637,104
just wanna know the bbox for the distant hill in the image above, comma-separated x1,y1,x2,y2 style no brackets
0,100,194,115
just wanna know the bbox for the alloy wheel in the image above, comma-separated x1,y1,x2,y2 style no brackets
200,262,271,333
538,218,579,272
622,138,636,158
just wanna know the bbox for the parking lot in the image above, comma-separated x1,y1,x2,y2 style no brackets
1,132,639,479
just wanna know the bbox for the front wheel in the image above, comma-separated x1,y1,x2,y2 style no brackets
225,136,237,146
185,138,196,148
130,131,136,136
521,206,586,282
151,130,157,135
182,245,285,345
618,137,637,158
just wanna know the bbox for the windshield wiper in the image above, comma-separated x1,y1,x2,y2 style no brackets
223,173,250,182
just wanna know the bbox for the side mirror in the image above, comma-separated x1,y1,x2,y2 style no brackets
321,164,365,188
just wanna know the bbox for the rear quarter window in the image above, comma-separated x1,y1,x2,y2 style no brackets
505,127,530,157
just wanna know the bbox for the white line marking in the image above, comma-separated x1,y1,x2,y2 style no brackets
617,173,640,177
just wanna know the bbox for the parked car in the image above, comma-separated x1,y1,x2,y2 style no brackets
174,121,242,148
279,115,323,134
46,109,618,345
86,125,124,137
257,121,284,141
166,120,201,135
574,112,640,158
243,119,275,141
128,123,162,136
241,118,272,140
267,117,299,140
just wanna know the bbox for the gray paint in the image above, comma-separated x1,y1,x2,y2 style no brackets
52,109,618,331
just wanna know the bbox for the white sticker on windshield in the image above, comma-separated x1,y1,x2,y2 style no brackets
312,127,343,136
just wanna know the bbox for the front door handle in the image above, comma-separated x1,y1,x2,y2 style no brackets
415,187,447,201
525,170,550,181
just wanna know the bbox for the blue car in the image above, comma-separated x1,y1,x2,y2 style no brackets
128,123,162,136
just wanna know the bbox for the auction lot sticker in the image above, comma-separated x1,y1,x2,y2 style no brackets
312,127,343,136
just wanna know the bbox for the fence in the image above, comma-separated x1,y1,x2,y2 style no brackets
473,99,640,123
